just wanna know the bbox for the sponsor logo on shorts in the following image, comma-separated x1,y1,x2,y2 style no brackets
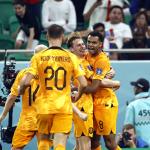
89,127,94,134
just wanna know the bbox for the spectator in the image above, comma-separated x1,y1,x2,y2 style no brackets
117,124,149,148
13,0,41,50
124,78,150,146
83,0,127,30
42,0,77,33
104,5,132,60
71,0,87,30
24,0,43,29
122,11,150,60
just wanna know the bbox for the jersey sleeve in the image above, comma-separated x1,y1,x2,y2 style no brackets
92,58,110,80
10,71,22,96
28,54,39,76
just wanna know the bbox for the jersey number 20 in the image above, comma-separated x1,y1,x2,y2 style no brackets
44,66,67,90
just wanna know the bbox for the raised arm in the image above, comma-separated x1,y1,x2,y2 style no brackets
0,94,17,123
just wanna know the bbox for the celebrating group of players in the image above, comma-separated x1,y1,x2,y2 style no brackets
0,24,121,150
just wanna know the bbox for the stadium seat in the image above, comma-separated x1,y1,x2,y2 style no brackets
0,35,14,49
39,32,48,46
0,0,15,30
0,20,4,34
9,16,20,38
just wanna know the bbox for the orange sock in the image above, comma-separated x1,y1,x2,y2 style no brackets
38,140,49,150
94,145,102,150
54,144,65,150
116,145,122,150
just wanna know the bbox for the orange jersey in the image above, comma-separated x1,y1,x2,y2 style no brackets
29,47,85,114
86,52,118,107
11,68,38,130
74,58,93,113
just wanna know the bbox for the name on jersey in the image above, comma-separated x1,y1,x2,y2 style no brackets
41,56,71,62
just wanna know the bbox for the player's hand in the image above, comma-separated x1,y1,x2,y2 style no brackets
105,68,115,79
78,111,88,121
113,81,120,91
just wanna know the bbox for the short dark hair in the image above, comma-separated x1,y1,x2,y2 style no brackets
47,24,64,39
110,5,124,18
88,31,104,43
13,0,25,6
93,22,105,30
122,124,136,134
67,36,81,48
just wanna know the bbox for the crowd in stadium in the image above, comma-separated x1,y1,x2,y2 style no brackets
0,0,150,60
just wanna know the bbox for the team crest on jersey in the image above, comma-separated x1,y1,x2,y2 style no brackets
87,65,93,71
96,68,102,75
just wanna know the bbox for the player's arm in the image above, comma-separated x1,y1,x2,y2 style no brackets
0,94,17,123
105,66,115,79
18,73,34,95
84,78,120,94
19,55,38,95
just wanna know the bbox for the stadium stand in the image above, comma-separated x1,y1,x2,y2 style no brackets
0,0,15,31
9,15,20,38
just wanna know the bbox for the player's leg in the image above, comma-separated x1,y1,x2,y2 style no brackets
103,134,121,150
91,110,102,150
73,112,93,150
77,136,91,150
11,127,36,150
37,114,53,150
53,133,68,150
51,114,72,150
91,132,101,150
103,106,121,150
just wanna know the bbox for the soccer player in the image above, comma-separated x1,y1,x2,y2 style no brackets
67,36,93,150
0,68,39,150
83,31,121,150
18,24,87,150
0,44,48,150
68,35,121,150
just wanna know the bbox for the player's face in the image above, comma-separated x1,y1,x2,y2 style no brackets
87,35,102,56
71,39,86,57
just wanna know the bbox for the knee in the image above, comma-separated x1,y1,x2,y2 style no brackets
91,139,100,149
15,40,23,49
105,141,116,150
